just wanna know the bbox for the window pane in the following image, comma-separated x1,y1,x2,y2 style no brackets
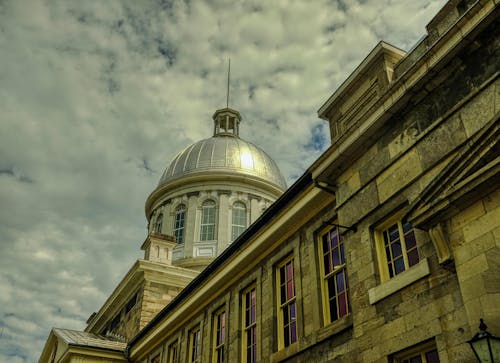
283,308,289,325
391,240,402,257
330,230,339,248
327,276,335,297
336,271,345,292
405,230,417,249
231,202,246,241
280,284,286,304
324,254,332,274
322,234,329,254
329,296,338,321
333,248,340,266
200,200,216,240
388,224,399,241
402,221,413,233
340,243,345,264
284,326,289,347
287,279,293,300
425,349,440,363
290,321,297,343
338,292,347,317
174,205,186,244
408,249,420,267
280,266,285,285
394,257,405,275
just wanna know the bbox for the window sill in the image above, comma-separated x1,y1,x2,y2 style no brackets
270,315,353,363
270,342,299,363
368,258,430,305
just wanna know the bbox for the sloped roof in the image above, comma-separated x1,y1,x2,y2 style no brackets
53,328,126,352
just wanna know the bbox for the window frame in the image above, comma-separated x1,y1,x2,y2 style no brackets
149,346,162,363
212,307,226,363
166,339,179,363
173,204,186,244
241,285,257,363
231,201,247,241
188,325,202,363
318,224,350,325
200,199,217,241
374,211,420,282
276,257,298,350
390,340,440,363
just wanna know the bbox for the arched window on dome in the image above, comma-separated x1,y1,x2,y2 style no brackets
200,200,216,241
155,213,163,233
231,202,247,241
173,204,186,244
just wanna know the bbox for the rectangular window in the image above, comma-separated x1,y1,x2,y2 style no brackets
167,340,178,363
189,326,201,363
391,341,440,363
319,225,350,324
213,309,226,363
376,216,420,281
276,258,297,349
231,202,247,241
200,201,216,241
242,286,257,363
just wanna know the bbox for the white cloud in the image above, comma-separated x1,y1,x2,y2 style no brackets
0,0,446,361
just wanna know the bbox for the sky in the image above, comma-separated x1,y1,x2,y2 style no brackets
0,0,447,362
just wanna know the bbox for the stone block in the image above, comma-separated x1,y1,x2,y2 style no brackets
449,197,485,233
339,181,379,226
376,148,422,203
460,84,496,138
459,275,486,303
453,231,495,265
359,147,390,186
416,114,466,170
462,206,500,245
388,123,420,159
456,253,489,282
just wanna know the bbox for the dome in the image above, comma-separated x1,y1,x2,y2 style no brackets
158,135,287,190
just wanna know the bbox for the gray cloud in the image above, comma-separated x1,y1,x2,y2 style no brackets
0,0,446,361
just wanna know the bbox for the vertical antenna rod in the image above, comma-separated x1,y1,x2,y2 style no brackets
226,58,231,108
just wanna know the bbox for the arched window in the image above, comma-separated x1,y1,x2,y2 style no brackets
155,213,163,233
232,201,247,241
200,200,216,241
173,204,186,244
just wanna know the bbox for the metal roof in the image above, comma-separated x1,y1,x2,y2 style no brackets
158,135,287,190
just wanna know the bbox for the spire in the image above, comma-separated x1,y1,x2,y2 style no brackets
226,58,231,108
213,59,241,137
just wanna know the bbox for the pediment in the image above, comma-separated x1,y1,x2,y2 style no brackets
405,117,499,229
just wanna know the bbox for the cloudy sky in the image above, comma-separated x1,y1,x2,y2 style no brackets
0,0,447,361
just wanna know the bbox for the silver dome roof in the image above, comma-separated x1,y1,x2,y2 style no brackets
158,135,287,190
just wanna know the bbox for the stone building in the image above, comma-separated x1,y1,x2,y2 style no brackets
39,0,499,362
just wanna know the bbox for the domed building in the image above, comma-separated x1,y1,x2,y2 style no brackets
146,107,286,270
40,107,287,351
